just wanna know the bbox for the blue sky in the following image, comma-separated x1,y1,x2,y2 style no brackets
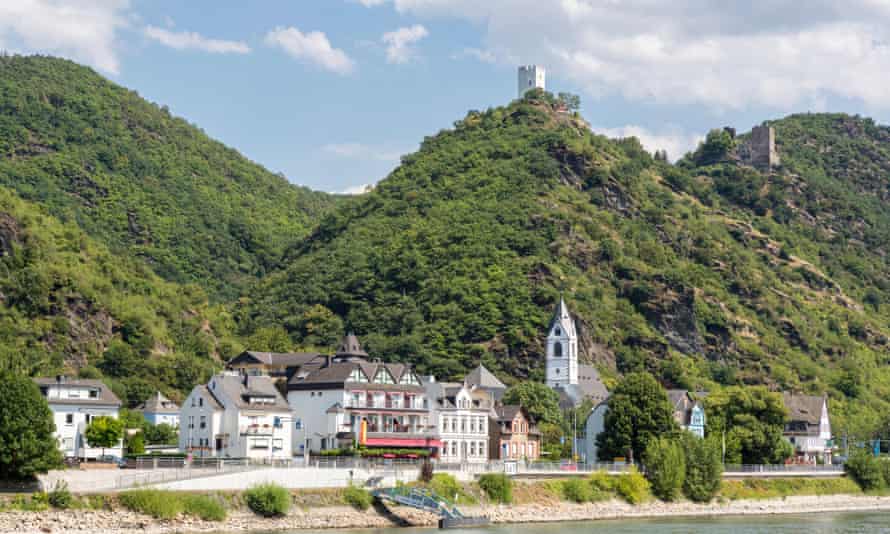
4,1,890,193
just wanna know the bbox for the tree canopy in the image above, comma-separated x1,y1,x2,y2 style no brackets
0,373,63,480
596,372,677,461
705,386,792,464
502,381,562,425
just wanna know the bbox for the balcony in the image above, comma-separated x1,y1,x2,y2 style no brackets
240,424,279,436
345,399,426,410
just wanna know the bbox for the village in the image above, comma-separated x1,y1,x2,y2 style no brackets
35,297,835,475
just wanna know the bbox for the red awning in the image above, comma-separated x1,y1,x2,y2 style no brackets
364,437,443,448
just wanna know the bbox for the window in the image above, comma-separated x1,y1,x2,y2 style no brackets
199,415,206,429
373,368,395,384
450,418,456,432
311,392,315,397
450,441,457,456
554,342,563,357
460,417,466,433
89,389,99,399
318,392,323,397
348,368,368,382
84,414,91,423
295,419,303,430
400,372,420,386
65,413,74,425
274,417,282,428
555,327,561,336
470,441,476,456
68,390,81,398
199,397,203,407
251,439,269,450
273,439,283,451
441,417,448,433
188,415,195,429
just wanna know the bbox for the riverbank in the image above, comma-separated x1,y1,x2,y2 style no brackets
4,493,890,534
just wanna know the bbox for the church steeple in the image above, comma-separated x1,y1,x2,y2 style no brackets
546,296,578,389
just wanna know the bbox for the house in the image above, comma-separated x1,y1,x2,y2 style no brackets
287,334,438,456
179,372,292,459
581,400,609,463
227,350,325,381
489,405,541,461
464,364,507,402
35,376,123,460
666,390,706,438
426,377,494,464
545,297,609,408
136,391,180,427
783,392,832,464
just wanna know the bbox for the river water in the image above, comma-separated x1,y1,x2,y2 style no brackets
253,511,890,533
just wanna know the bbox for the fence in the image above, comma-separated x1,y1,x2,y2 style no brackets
723,464,844,473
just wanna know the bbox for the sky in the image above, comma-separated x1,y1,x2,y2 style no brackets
3,1,890,193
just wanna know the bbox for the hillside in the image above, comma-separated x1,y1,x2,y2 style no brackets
0,55,336,299
243,93,890,436
0,185,239,407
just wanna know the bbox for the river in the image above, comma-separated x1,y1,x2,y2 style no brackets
251,511,890,534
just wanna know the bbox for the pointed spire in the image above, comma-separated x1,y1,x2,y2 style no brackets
335,332,368,359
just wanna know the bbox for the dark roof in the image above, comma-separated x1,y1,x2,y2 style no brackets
196,385,224,411
208,374,291,412
494,405,522,422
577,364,608,402
288,360,424,392
137,391,179,414
34,378,121,407
335,333,368,358
228,351,322,368
784,392,826,425
465,365,506,392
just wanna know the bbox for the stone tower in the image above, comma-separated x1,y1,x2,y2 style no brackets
518,65,546,98
546,296,578,389
745,125,780,170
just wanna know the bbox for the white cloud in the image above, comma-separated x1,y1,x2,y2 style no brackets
388,0,890,110
144,26,250,54
323,143,405,163
265,26,354,75
382,24,428,64
355,0,387,5
592,125,703,162
0,0,129,74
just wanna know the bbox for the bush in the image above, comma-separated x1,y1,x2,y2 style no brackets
478,474,512,504
561,478,594,503
343,485,373,510
181,494,227,521
682,435,723,502
614,468,650,504
119,490,182,519
588,471,614,492
428,473,469,504
244,483,291,517
643,437,685,501
882,459,890,487
47,481,73,509
845,451,885,491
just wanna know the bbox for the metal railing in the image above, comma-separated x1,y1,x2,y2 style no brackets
723,463,843,473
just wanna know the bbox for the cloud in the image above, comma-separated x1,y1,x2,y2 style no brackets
355,0,387,5
382,24,428,64
323,143,405,163
339,183,375,195
0,0,129,74
592,125,703,162
452,47,496,63
388,0,890,110
265,26,354,75
144,26,250,54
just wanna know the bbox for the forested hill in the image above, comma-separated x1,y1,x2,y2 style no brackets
243,93,890,436
0,55,336,299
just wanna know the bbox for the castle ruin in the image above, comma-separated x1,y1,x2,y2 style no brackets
739,125,780,170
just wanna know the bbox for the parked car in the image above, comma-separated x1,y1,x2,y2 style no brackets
96,455,125,467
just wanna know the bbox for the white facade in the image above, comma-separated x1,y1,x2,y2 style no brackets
288,388,347,455
546,297,578,389
432,385,492,464
37,378,122,460
146,412,180,427
179,387,224,457
582,401,608,463
518,65,545,97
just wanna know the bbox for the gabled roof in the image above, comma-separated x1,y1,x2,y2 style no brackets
137,391,180,414
228,351,322,368
207,373,290,412
494,405,523,422
195,385,224,411
784,392,827,425
34,377,121,407
465,365,506,391
288,359,424,392
548,296,577,337
335,333,368,358
577,364,608,402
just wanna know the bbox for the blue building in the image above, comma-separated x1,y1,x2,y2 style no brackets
667,390,706,438
137,391,180,427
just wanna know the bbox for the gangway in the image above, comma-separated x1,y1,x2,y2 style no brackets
371,486,489,529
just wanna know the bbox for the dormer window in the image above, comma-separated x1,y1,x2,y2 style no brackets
348,368,368,383
373,368,395,384
89,389,99,399
555,327,561,336
400,372,420,386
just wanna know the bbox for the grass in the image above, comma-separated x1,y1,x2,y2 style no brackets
117,490,227,521
343,485,373,511
719,478,862,500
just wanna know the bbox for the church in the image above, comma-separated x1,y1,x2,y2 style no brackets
545,297,608,408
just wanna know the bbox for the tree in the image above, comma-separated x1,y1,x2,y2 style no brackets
144,423,179,445
694,128,735,166
556,92,581,112
705,386,791,464
245,326,292,352
297,304,344,348
126,431,145,455
682,434,723,502
642,437,686,501
0,372,63,480
85,416,124,457
596,372,677,461
502,381,561,425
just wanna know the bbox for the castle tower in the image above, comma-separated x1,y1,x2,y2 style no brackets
546,296,578,389
748,125,780,169
518,65,545,98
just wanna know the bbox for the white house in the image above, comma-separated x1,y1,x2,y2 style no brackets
35,376,123,460
287,334,437,456
581,400,609,463
783,393,832,464
136,391,180,427
426,377,495,464
180,372,292,460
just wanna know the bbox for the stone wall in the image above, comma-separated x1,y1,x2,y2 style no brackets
739,125,780,169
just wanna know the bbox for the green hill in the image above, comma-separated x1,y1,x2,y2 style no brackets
0,55,335,299
244,93,890,436
0,185,238,406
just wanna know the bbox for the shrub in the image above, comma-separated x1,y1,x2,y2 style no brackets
119,490,182,519
428,473,469,504
682,435,723,502
588,471,614,492
478,474,512,504
882,459,890,487
845,451,885,491
614,468,650,504
561,478,594,503
343,485,373,511
244,483,291,517
643,437,686,501
182,494,227,521
47,481,73,509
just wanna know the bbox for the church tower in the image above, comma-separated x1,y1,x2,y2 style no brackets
546,296,578,389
